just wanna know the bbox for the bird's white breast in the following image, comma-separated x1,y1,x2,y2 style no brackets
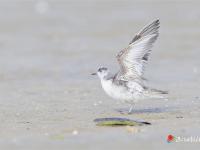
101,79,135,101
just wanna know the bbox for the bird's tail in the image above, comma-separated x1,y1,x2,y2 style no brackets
144,87,168,99
149,88,168,94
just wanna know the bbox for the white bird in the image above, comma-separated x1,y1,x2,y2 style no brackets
92,19,168,114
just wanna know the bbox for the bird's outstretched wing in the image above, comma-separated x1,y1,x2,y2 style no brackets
116,19,160,81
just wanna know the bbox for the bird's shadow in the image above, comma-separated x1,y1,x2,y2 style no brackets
116,107,171,114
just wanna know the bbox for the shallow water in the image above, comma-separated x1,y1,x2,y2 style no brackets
0,0,200,149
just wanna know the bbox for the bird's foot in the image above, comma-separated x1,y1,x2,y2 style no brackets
117,106,134,115
128,106,133,114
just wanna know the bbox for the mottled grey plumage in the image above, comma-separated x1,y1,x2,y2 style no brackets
92,19,167,114
116,19,160,82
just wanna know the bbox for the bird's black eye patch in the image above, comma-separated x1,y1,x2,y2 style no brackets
98,67,107,72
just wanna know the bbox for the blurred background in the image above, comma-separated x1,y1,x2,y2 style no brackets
0,0,200,149
0,0,200,82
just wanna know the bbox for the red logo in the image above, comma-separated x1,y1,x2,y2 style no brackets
167,134,175,143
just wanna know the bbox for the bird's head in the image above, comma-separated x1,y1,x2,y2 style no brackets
91,67,109,79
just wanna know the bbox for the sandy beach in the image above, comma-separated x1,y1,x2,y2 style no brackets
0,0,200,149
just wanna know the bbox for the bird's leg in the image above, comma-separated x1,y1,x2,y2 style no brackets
128,104,134,114
117,103,134,114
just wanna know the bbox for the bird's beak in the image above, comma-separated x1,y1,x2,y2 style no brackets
91,73,97,75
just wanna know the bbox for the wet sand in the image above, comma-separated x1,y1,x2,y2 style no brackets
0,0,200,149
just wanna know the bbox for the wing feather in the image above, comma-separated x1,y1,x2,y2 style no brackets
116,19,160,81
